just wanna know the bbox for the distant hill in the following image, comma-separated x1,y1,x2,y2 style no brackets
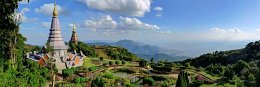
88,40,190,61
92,45,140,61
183,40,260,67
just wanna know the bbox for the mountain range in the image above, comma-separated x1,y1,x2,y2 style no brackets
88,40,190,62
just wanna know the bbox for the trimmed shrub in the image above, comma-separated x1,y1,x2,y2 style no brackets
102,73,114,79
126,84,137,87
161,81,169,87
116,68,136,74
143,77,155,86
88,66,97,71
122,60,126,65
109,61,114,65
62,69,74,78
80,77,87,82
151,75,167,81
100,57,104,61
103,62,108,66
74,77,81,83
115,61,121,65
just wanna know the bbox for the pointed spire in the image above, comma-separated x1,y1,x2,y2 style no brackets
70,23,78,44
73,24,76,32
53,1,58,16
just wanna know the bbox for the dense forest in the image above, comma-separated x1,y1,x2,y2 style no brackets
183,40,260,67
181,40,260,87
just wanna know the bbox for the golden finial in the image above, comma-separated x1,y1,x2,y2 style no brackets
53,1,58,16
73,24,76,32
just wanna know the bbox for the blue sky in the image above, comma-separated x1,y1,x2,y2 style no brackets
18,0,260,56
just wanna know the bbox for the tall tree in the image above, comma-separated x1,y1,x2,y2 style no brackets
256,62,260,87
0,0,27,71
150,58,154,63
176,71,189,87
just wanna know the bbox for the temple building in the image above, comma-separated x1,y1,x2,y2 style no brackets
26,3,84,72
70,24,78,44
48,3,68,58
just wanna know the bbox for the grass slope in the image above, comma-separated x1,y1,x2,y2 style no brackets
83,57,96,68
94,48,110,59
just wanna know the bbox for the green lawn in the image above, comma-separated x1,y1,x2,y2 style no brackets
83,57,96,68
125,61,139,67
94,49,110,59
83,56,139,69
200,83,236,87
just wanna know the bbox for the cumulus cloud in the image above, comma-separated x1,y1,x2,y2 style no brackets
35,3,63,16
211,27,242,33
156,13,162,17
118,17,159,30
18,8,38,22
256,29,260,32
21,8,30,13
228,28,242,33
153,6,163,17
211,28,226,33
158,30,171,34
79,0,151,17
84,15,117,31
154,7,163,11
19,0,37,4
41,22,51,28
83,15,159,31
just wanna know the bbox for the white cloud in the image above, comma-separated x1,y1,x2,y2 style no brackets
256,29,260,32
35,3,63,16
79,0,151,17
118,17,159,30
153,6,163,17
83,15,159,31
18,8,38,22
158,30,171,34
21,8,30,13
19,0,37,4
211,27,242,33
156,13,162,17
154,6,163,11
41,22,51,28
205,27,256,41
228,28,242,33
211,28,226,33
84,15,117,31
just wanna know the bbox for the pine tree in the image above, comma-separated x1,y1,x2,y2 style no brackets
176,71,189,87
256,68,260,87
150,58,154,63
